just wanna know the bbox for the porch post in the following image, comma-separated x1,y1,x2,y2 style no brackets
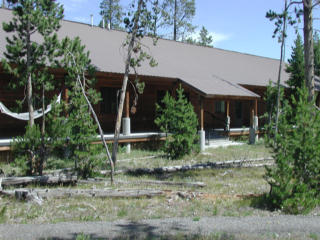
226,100,230,139
254,99,258,130
199,96,205,151
122,90,131,153
249,99,259,144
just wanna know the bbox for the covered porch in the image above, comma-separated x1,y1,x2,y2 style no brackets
198,96,261,150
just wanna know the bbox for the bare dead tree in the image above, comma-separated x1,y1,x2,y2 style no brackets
267,0,320,135
275,0,288,135
112,0,157,165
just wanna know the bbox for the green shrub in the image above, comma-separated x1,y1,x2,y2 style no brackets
155,85,198,159
65,86,101,178
265,88,320,214
12,100,68,176
12,125,42,176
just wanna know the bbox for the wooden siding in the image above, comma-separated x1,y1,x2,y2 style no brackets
0,71,266,137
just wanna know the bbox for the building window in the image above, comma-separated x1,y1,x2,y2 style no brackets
100,87,119,114
215,101,225,113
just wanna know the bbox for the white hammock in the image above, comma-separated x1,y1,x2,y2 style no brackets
0,93,61,121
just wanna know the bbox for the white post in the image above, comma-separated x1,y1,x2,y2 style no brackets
226,115,230,140
254,115,259,142
199,130,205,152
249,116,259,144
122,117,131,153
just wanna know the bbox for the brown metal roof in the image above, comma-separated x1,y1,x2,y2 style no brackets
0,8,289,99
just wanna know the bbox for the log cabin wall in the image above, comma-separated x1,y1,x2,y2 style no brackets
241,85,267,126
0,69,265,137
95,74,182,133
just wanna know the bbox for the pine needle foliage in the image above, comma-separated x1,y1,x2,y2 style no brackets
263,81,284,139
265,87,320,214
285,34,305,101
59,37,102,178
155,85,198,159
3,0,64,176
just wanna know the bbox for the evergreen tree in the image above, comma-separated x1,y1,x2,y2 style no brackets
155,85,198,159
99,0,123,30
264,81,284,129
148,0,166,37
185,26,213,47
59,37,102,178
2,0,63,127
285,34,305,101
162,0,196,41
198,26,213,47
265,87,320,214
2,0,63,175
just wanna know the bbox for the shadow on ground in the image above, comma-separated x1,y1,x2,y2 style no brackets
36,221,193,240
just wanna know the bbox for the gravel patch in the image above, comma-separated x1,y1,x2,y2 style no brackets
0,215,319,239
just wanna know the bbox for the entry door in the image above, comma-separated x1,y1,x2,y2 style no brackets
234,101,243,127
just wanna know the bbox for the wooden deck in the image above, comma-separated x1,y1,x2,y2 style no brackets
0,132,167,152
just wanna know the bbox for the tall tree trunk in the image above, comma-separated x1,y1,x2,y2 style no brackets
39,84,45,176
303,0,315,102
2,0,5,8
153,0,158,36
173,0,177,41
108,0,112,29
26,19,34,127
112,0,143,165
77,74,114,183
41,84,45,135
274,0,287,135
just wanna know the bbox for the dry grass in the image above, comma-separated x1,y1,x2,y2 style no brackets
0,143,287,224
0,167,274,224
115,143,272,170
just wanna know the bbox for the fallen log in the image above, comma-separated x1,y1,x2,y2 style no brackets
43,168,75,175
15,189,43,205
1,188,164,199
1,174,77,187
127,157,274,175
117,155,162,163
78,179,206,188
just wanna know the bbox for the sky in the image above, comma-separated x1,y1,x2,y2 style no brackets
56,0,320,60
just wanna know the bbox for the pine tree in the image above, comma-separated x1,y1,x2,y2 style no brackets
285,34,305,101
155,85,198,159
2,0,63,127
2,0,63,175
198,26,213,47
149,0,166,37
265,87,320,214
162,0,196,41
59,37,102,178
99,0,123,30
